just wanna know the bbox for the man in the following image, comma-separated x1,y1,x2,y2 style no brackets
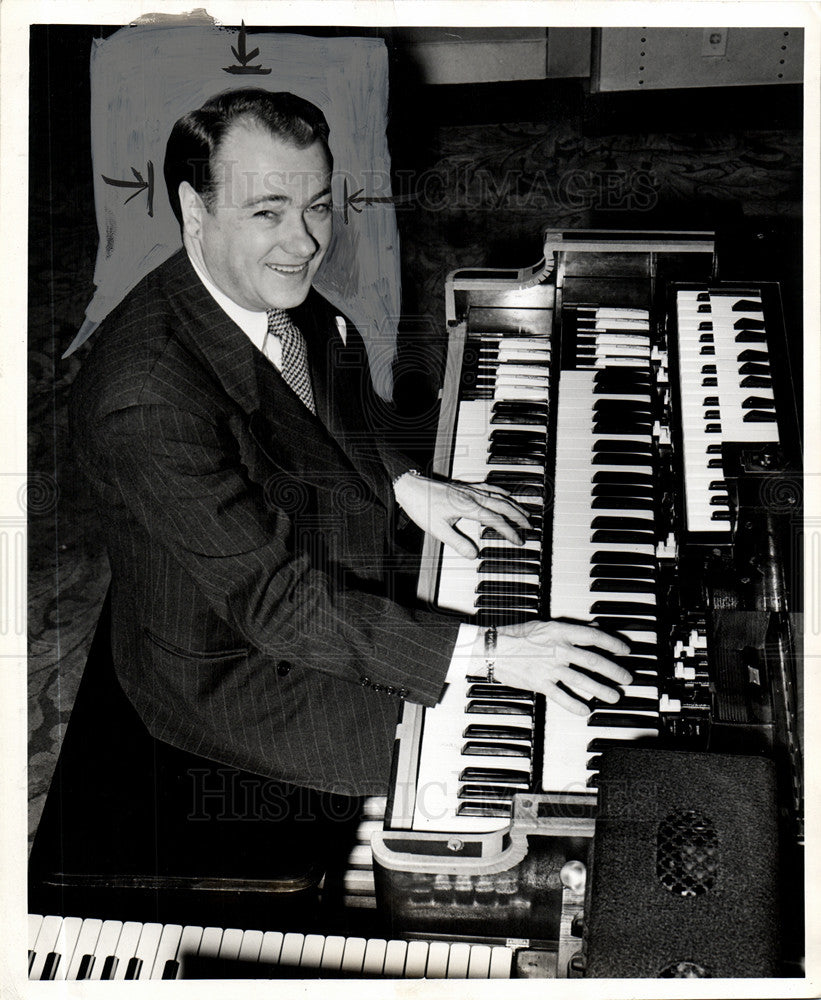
70,89,630,801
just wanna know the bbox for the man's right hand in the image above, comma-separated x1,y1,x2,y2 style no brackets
472,620,632,715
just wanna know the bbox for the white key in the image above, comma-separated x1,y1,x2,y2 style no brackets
446,942,472,977
28,914,43,973
319,935,346,972
88,919,123,980
299,934,326,969
383,939,408,976
258,930,283,967
362,938,387,975
425,941,452,978
404,940,429,977
29,914,63,980
339,936,367,974
51,916,84,981
467,943,493,978
277,932,305,968
195,926,224,963
149,923,182,980
489,945,514,978
65,918,103,980
174,925,204,979
127,922,163,980
236,928,263,966
217,927,244,963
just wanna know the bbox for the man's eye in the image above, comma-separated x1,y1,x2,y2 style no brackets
254,210,280,220
308,203,332,216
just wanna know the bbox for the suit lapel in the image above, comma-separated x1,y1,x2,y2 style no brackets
161,251,386,507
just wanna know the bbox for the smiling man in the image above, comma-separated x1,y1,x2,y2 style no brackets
69,89,629,808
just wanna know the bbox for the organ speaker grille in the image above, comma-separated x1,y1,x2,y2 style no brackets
583,748,779,978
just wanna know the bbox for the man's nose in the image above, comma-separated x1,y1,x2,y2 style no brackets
280,212,318,258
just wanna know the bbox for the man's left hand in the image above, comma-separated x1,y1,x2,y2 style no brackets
393,473,530,559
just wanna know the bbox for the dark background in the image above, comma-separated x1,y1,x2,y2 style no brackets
28,24,804,846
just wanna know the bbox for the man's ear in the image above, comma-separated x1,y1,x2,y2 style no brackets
178,181,207,240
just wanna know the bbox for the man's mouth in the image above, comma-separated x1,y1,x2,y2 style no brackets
265,262,310,276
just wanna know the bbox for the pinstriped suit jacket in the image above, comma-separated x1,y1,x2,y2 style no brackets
69,249,459,796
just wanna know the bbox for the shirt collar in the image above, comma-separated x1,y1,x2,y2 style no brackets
186,251,268,351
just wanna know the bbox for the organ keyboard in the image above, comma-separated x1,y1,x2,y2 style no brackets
374,230,802,966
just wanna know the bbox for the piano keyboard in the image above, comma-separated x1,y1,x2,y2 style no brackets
436,333,551,620
545,366,660,796
676,288,780,535
27,913,514,979
411,309,666,829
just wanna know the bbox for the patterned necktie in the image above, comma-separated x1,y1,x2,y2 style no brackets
264,308,316,415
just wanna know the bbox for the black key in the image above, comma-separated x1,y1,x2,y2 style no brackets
591,579,656,593
592,471,654,485
77,955,94,980
703,409,721,420
457,802,512,818
743,410,778,422
490,411,548,425
476,597,541,613
41,953,60,981
737,349,769,362
593,616,657,632
467,684,533,699
590,696,658,711
591,516,654,530
592,497,655,511
591,530,655,545
481,527,541,543
740,375,772,388
592,483,654,498
459,766,531,783
485,471,544,485
479,546,541,560
125,958,142,980
594,440,652,454
703,395,719,406
738,361,770,376
477,579,541,595
592,453,653,466
101,955,118,980
733,316,765,329
742,395,775,409
488,454,545,466
731,298,764,312
591,599,657,614
478,560,541,575
459,784,520,800
163,960,180,979
734,332,766,344
464,724,532,740
591,565,655,581
467,699,534,717
624,641,657,656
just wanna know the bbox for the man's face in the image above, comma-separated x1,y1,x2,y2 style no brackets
193,121,332,311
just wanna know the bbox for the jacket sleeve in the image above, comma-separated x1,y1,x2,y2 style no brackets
83,401,459,707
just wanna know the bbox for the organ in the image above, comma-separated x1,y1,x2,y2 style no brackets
372,229,803,974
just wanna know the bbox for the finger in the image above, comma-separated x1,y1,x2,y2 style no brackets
545,683,590,716
473,485,533,521
439,524,479,560
554,664,623,704
564,646,632,686
547,622,631,658
471,491,532,530
465,508,526,545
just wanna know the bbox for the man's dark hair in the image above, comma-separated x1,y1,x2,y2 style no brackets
163,88,331,225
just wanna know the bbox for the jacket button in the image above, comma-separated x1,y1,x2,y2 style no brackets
360,675,371,686
276,660,292,676
398,688,408,699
